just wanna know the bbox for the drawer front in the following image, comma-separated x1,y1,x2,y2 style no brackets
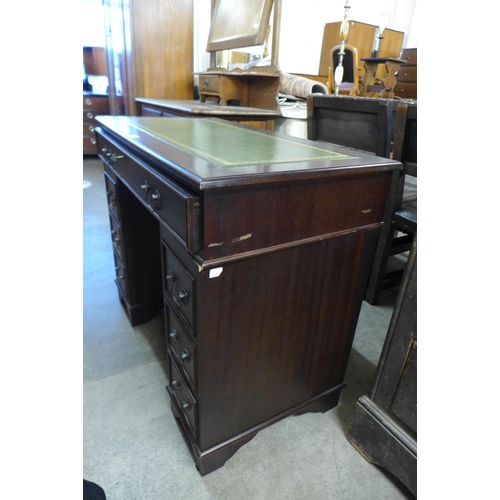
199,74,220,93
109,214,123,260
83,122,98,136
84,110,99,121
83,96,110,111
96,131,200,252
163,244,195,332
394,83,417,99
400,48,417,65
104,172,118,218
396,66,417,83
166,306,197,390
83,135,97,148
168,353,198,439
112,250,129,298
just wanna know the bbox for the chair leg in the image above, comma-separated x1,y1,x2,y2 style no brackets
364,225,398,305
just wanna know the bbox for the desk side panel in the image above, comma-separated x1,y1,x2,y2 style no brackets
195,228,379,451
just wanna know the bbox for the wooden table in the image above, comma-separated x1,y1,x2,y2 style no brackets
136,98,281,131
94,116,401,475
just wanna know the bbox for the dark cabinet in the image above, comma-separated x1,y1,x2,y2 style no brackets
348,235,417,496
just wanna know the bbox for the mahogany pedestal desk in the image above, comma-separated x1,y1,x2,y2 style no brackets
94,116,401,475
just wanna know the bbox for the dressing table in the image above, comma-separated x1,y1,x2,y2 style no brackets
94,115,401,475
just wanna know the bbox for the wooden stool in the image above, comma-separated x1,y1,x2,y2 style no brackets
358,57,405,99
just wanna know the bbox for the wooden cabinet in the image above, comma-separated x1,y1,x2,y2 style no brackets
102,0,194,116
83,93,110,155
348,236,417,496
95,116,401,476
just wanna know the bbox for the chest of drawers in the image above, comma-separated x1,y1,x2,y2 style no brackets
394,48,417,99
83,93,110,154
94,116,401,475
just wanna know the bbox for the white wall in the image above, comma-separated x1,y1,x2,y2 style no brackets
82,0,106,47
194,0,417,74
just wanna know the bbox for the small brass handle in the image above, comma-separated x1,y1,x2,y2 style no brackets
177,289,189,304
181,400,191,410
169,330,178,342
86,99,92,105
180,349,190,363
171,379,180,391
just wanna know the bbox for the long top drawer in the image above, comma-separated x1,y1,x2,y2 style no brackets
96,129,200,253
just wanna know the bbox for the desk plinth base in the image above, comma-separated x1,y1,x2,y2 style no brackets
169,384,345,476
116,284,161,327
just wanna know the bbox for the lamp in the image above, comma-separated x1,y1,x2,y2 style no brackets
333,0,352,96
371,14,391,57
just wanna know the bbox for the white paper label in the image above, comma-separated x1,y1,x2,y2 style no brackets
209,267,223,279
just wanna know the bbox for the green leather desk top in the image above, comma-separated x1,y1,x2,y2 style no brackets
96,116,400,191
116,117,353,168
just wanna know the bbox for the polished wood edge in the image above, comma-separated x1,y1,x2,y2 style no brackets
194,223,383,270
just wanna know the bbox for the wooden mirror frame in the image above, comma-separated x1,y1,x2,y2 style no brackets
206,0,274,52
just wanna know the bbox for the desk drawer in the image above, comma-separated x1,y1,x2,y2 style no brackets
96,131,200,252
104,172,119,218
166,306,197,391
112,250,129,298
168,353,198,440
109,214,123,260
199,74,219,93
163,243,196,333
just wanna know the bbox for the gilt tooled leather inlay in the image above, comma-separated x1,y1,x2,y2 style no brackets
126,118,354,167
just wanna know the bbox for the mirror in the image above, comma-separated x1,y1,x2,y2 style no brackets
206,0,274,52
